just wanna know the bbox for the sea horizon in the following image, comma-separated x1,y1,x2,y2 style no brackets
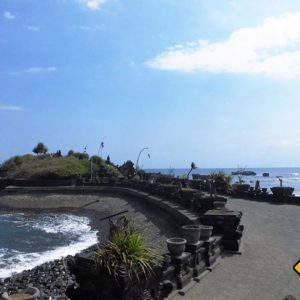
146,167,300,196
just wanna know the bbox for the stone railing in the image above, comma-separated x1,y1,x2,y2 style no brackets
68,207,244,300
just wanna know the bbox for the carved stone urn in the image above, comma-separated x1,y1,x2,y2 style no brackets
181,225,201,244
166,238,186,257
199,225,213,241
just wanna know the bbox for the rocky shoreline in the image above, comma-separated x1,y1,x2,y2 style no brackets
0,256,76,300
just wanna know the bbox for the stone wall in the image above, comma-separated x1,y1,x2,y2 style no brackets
0,179,75,190
0,186,199,226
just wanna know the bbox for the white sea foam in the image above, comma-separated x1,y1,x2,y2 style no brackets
0,213,24,221
0,214,98,279
30,214,91,235
0,231,98,279
0,248,8,259
0,213,24,217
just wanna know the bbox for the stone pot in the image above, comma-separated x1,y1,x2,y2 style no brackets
2,287,40,300
232,183,250,192
181,225,201,244
199,225,213,241
271,187,294,198
166,238,186,257
214,201,226,209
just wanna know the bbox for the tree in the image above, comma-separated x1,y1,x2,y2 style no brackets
67,150,75,156
53,150,62,157
33,142,48,155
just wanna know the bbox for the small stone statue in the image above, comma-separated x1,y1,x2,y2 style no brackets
255,180,260,191
209,179,216,197
277,176,283,187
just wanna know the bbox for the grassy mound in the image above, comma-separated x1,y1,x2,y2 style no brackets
0,154,122,179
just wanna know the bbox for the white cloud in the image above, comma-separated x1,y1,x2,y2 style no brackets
72,24,104,31
26,67,57,74
147,11,300,79
4,11,15,20
10,67,57,76
77,0,107,10
0,105,22,111
27,26,40,31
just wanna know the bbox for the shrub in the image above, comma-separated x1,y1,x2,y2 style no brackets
1,152,121,179
210,170,232,185
33,142,48,155
2,155,89,179
94,225,161,282
72,152,89,160
90,155,122,178
0,154,35,171
90,155,105,165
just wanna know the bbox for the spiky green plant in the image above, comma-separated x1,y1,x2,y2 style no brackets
210,170,232,185
94,227,161,283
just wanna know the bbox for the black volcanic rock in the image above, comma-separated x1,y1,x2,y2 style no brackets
0,256,78,300
232,171,256,176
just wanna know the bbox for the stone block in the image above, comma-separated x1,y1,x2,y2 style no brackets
176,267,193,290
193,260,207,277
222,239,241,251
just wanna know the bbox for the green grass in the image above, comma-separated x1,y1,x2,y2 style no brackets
0,154,122,179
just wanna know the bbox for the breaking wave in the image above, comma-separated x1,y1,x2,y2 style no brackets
0,213,98,279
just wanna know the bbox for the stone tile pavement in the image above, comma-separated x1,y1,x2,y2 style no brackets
172,198,300,300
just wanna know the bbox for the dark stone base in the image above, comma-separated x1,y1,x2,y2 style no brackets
206,251,219,267
193,260,207,277
170,252,191,265
212,235,223,248
162,265,176,282
160,280,176,299
162,253,193,292
186,241,205,253
213,245,223,257
176,267,193,290
203,237,216,252
223,239,241,251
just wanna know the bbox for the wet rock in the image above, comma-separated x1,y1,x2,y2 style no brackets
0,257,74,300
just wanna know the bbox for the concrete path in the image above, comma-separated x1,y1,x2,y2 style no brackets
173,198,300,300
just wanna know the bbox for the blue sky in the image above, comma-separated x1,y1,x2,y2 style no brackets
1,0,300,168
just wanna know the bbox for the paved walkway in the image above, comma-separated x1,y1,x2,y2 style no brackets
173,198,300,300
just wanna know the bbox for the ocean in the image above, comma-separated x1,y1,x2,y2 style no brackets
0,213,98,279
146,167,300,195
